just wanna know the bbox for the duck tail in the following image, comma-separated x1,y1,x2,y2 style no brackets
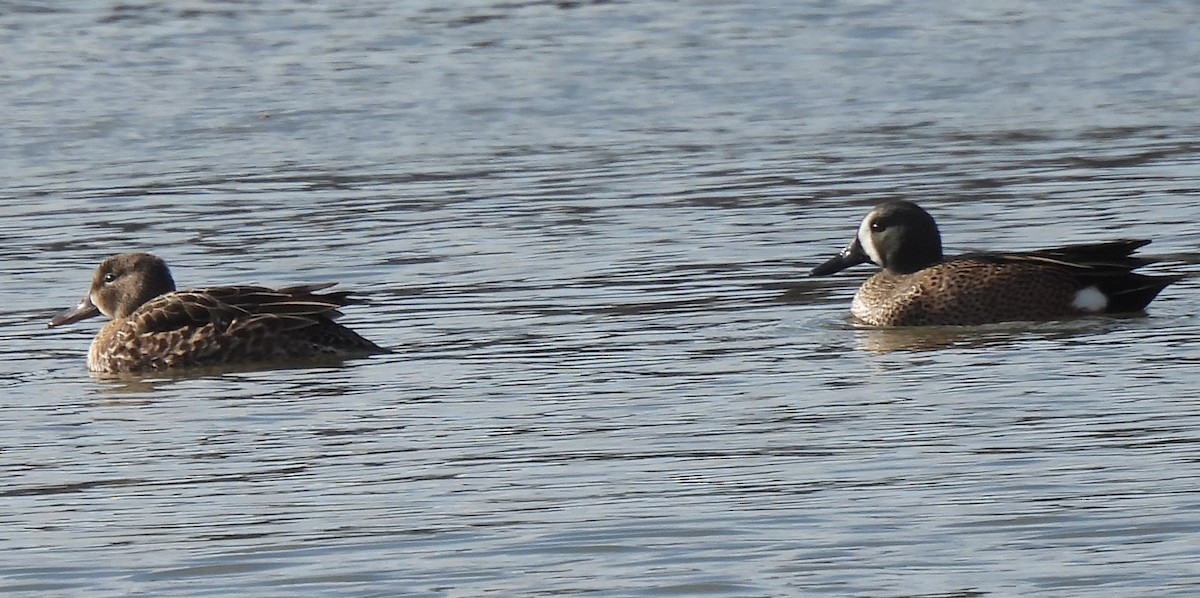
1100,273,1184,313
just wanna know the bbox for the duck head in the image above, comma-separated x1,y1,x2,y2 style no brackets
49,253,177,327
811,200,944,276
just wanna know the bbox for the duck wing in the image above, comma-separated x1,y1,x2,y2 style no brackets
129,283,362,334
966,239,1157,274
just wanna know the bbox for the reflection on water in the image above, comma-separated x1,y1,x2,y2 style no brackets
846,316,1163,353
4,0,1200,596
855,323,1026,353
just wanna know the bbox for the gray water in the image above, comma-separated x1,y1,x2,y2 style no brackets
4,1,1200,596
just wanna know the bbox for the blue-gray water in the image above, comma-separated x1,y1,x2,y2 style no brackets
4,1,1200,596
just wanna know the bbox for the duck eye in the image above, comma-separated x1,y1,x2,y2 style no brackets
870,221,886,232
103,272,117,284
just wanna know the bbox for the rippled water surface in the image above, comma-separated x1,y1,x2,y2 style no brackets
5,1,1200,596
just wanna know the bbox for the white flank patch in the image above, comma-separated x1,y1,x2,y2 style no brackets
857,215,884,266
1072,286,1108,312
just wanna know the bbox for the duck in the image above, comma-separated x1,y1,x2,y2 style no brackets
810,200,1181,326
48,252,388,374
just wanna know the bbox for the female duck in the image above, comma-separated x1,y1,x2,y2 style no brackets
49,253,387,373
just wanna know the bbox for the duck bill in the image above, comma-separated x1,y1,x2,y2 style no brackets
48,295,101,328
810,239,870,276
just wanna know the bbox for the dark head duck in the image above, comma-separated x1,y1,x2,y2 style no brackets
811,200,1180,326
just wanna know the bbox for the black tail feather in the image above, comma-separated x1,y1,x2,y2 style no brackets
1099,273,1184,313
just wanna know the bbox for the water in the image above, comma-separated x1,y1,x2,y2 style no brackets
4,1,1200,596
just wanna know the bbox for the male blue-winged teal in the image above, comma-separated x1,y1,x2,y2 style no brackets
48,253,388,374
810,200,1181,326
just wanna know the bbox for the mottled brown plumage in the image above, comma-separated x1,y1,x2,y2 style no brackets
811,201,1181,326
49,253,387,374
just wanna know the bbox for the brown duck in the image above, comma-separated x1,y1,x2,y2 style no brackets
810,200,1181,326
49,253,387,373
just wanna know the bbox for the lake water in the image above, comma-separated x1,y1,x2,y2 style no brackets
4,1,1200,596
